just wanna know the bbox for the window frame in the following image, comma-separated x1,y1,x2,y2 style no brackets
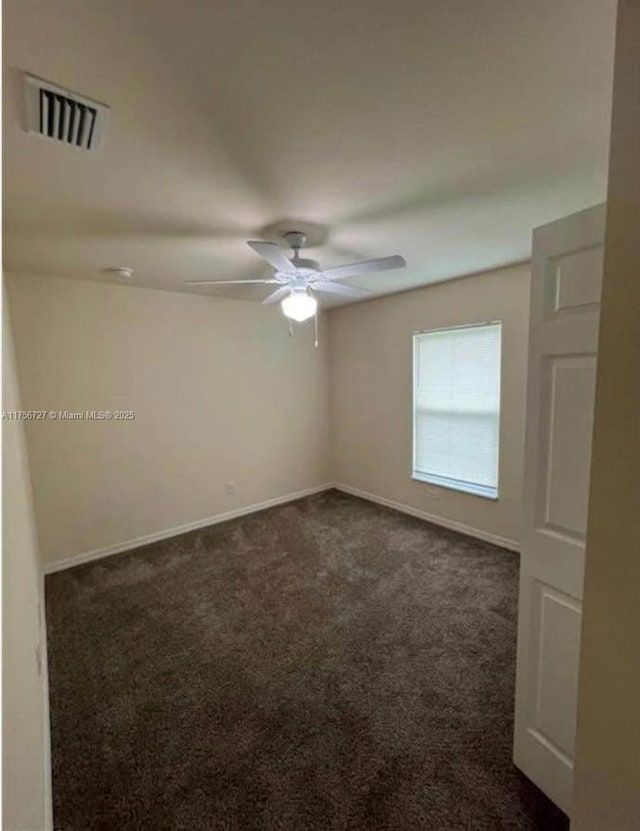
411,320,502,500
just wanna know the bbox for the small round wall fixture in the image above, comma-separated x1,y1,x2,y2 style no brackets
105,266,135,279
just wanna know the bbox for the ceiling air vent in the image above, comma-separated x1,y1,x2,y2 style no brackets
24,74,109,152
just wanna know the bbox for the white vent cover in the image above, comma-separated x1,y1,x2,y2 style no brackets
24,74,109,152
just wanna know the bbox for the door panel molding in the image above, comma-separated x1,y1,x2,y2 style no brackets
514,204,605,816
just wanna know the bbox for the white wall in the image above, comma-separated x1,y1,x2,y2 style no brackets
573,0,640,826
2,293,50,830
7,264,531,569
6,274,330,565
328,263,530,548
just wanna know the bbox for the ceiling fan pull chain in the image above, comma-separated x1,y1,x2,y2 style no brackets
314,309,319,348
289,318,294,338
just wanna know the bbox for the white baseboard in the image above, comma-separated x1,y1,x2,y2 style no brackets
44,483,333,574
333,482,520,552
43,480,518,574
39,571,53,830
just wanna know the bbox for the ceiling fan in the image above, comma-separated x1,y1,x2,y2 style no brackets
185,231,406,323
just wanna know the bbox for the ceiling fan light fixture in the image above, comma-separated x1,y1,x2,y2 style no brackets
281,291,317,322
185,231,406,326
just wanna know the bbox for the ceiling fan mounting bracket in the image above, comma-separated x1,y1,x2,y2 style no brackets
283,230,307,253
260,219,329,250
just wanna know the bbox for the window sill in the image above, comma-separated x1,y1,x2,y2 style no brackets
411,472,498,500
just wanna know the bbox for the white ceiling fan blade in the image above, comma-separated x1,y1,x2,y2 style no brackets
247,241,295,274
320,254,406,282
184,279,281,285
311,282,371,298
262,286,291,305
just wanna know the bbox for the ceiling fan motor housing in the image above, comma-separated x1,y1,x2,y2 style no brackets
289,258,319,272
283,230,307,251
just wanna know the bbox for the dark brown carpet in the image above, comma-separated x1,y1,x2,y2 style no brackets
46,490,569,831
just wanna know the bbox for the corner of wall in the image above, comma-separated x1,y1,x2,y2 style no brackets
3,288,53,830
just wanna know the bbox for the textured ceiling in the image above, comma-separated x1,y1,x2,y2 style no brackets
3,0,616,306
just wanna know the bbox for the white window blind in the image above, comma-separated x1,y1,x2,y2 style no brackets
413,322,502,499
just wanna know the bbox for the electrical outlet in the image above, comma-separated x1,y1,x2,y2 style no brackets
225,481,236,496
427,488,440,501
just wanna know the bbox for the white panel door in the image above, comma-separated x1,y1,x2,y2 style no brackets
514,204,605,815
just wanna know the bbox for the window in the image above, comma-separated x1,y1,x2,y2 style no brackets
413,322,502,499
